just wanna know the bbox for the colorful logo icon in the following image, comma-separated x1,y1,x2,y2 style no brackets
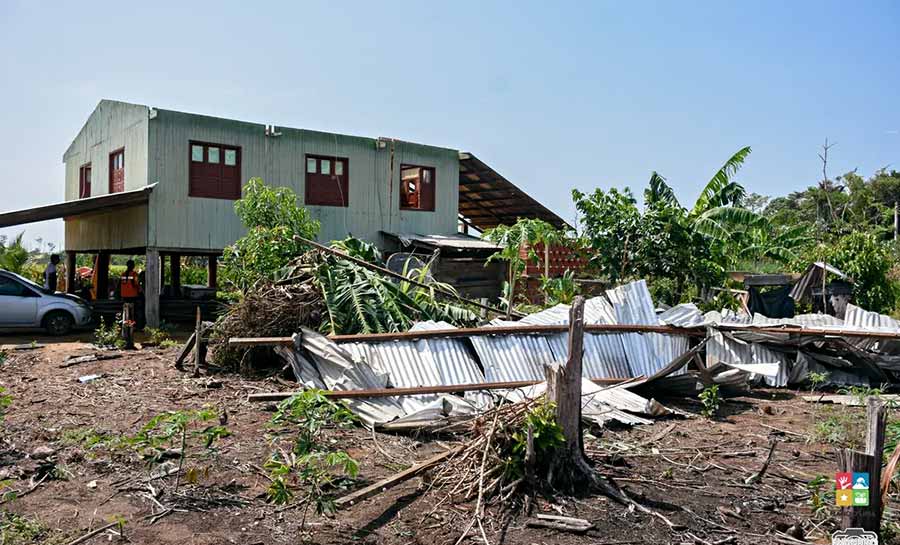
836,472,869,508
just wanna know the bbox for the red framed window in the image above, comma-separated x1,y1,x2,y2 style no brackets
399,165,436,211
79,163,92,198
189,141,242,199
305,155,349,207
109,149,125,194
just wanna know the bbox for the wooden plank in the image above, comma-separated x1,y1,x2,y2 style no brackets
228,323,704,347
175,332,196,370
247,376,633,402
335,448,459,508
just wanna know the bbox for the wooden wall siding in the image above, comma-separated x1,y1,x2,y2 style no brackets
64,205,149,252
147,109,459,251
62,100,151,252
63,100,150,202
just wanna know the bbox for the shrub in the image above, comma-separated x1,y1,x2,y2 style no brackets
222,178,320,292
699,385,721,418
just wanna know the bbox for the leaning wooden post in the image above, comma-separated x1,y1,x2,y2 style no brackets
547,295,585,458
192,306,203,378
838,396,886,533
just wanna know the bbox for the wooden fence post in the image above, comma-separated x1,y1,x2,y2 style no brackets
838,396,886,533
193,306,203,378
121,303,135,350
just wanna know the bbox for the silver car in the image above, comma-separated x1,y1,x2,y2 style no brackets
0,270,93,335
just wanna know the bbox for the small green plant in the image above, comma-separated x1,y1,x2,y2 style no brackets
0,350,7,365
0,510,47,544
264,390,359,518
145,326,173,346
126,407,230,489
0,387,11,422
807,474,833,519
61,427,114,449
158,339,179,349
539,270,581,306
813,408,866,448
808,371,829,394
506,400,566,479
838,385,888,408
94,316,125,349
28,340,37,349
699,385,722,418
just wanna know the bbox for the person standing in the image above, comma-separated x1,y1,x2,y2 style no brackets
43,254,60,292
120,260,142,303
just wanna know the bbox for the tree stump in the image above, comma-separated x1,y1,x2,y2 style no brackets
545,295,595,487
838,396,886,533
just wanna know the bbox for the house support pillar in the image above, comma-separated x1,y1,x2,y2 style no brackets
65,251,76,294
207,255,218,289
96,252,110,300
145,248,160,328
171,253,181,294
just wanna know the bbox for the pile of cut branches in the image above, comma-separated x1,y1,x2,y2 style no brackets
210,273,325,373
429,396,563,506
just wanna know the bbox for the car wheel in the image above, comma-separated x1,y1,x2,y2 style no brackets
44,311,74,336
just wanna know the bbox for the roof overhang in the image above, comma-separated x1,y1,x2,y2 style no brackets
458,152,570,231
382,231,502,253
0,185,155,229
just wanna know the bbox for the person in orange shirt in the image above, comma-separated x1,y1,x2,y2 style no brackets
120,260,142,302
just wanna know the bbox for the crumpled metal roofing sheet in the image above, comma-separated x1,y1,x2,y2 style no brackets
343,320,488,412
607,280,686,377
514,297,633,379
659,303,705,327
469,321,555,382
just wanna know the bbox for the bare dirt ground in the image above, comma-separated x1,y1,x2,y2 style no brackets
0,334,873,544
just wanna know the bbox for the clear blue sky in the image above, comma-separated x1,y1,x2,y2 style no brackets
2,1,899,249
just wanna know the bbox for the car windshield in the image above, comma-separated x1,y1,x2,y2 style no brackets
4,271,53,295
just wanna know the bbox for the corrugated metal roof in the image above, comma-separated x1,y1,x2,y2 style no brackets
606,280,685,377
383,232,502,251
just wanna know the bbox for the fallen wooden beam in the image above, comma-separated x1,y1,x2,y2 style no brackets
335,448,460,508
525,514,594,533
247,376,635,402
59,353,121,368
802,394,900,406
229,323,704,347
718,324,900,340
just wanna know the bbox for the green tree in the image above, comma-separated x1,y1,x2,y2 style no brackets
0,233,29,274
222,178,321,291
483,218,567,316
816,232,895,313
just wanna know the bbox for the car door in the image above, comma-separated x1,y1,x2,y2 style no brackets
0,276,39,326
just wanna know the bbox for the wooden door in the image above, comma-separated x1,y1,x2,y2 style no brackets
109,149,125,193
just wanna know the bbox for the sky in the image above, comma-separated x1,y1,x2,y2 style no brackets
2,1,899,250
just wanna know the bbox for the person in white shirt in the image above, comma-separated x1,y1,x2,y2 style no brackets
43,254,60,291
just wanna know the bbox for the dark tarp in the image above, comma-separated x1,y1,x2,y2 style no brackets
748,285,795,318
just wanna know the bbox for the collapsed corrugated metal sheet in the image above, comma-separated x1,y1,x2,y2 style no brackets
789,261,851,302
607,280,688,378
516,298,633,379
